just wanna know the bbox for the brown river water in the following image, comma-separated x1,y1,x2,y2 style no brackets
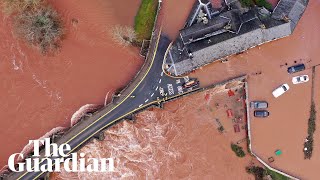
0,0,142,168
2,0,320,179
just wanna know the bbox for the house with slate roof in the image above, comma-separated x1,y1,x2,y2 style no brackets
164,0,308,76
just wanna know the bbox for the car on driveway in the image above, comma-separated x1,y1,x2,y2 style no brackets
250,101,268,109
292,75,309,84
272,84,289,98
287,64,305,74
254,110,269,117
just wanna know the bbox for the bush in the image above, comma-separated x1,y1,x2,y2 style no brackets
304,101,316,159
2,0,64,54
2,0,41,14
14,5,63,54
231,143,246,157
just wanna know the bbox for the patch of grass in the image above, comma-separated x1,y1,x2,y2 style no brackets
231,143,246,157
134,0,158,41
266,168,289,180
239,0,272,10
239,0,255,7
255,0,273,10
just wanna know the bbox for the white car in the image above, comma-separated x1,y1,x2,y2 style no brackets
292,75,309,84
272,84,290,98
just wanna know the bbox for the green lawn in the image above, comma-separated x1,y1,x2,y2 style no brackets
134,0,158,41
266,169,289,180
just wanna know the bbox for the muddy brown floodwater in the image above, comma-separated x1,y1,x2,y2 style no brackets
51,87,256,180
0,0,142,168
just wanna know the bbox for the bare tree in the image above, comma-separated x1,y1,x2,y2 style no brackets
14,5,64,54
110,25,137,47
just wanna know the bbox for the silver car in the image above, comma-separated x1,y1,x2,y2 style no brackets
250,101,268,109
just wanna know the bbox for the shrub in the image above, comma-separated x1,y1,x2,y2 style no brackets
231,143,246,157
14,5,64,54
2,0,43,15
2,0,64,54
304,101,317,159
239,0,255,7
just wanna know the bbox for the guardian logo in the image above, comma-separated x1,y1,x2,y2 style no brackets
8,138,114,172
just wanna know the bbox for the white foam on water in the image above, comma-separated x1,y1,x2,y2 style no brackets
18,127,67,162
70,104,101,126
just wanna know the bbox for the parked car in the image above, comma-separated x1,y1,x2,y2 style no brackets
287,64,305,74
254,110,270,117
292,75,309,84
250,101,268,109
183,80,199,88
272,84,289,98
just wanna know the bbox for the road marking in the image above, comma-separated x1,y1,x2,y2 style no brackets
167,84,174,95
176,79,181,84
155,86,159,91
159,79,162,83
151,93,154,97
177,86,183,94
184,76,189,83
159,87,165,96
18,27,164,180
161,72,163,76
139,104,143,107
145,99,149,103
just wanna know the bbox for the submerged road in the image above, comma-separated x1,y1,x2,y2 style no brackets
7,27,201,180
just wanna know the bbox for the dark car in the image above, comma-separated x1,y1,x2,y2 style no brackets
287,64,305,74
250,101,268,109
254,110,269,118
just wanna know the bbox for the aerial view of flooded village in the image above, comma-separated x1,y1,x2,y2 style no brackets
0,0,319,179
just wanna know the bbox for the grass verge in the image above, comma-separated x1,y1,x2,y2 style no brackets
266,168,289,180
134,0,158,42
239,0,272,10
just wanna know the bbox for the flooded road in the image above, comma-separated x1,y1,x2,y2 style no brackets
0,0,142,168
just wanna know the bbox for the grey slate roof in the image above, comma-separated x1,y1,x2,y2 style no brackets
166,0,308,76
